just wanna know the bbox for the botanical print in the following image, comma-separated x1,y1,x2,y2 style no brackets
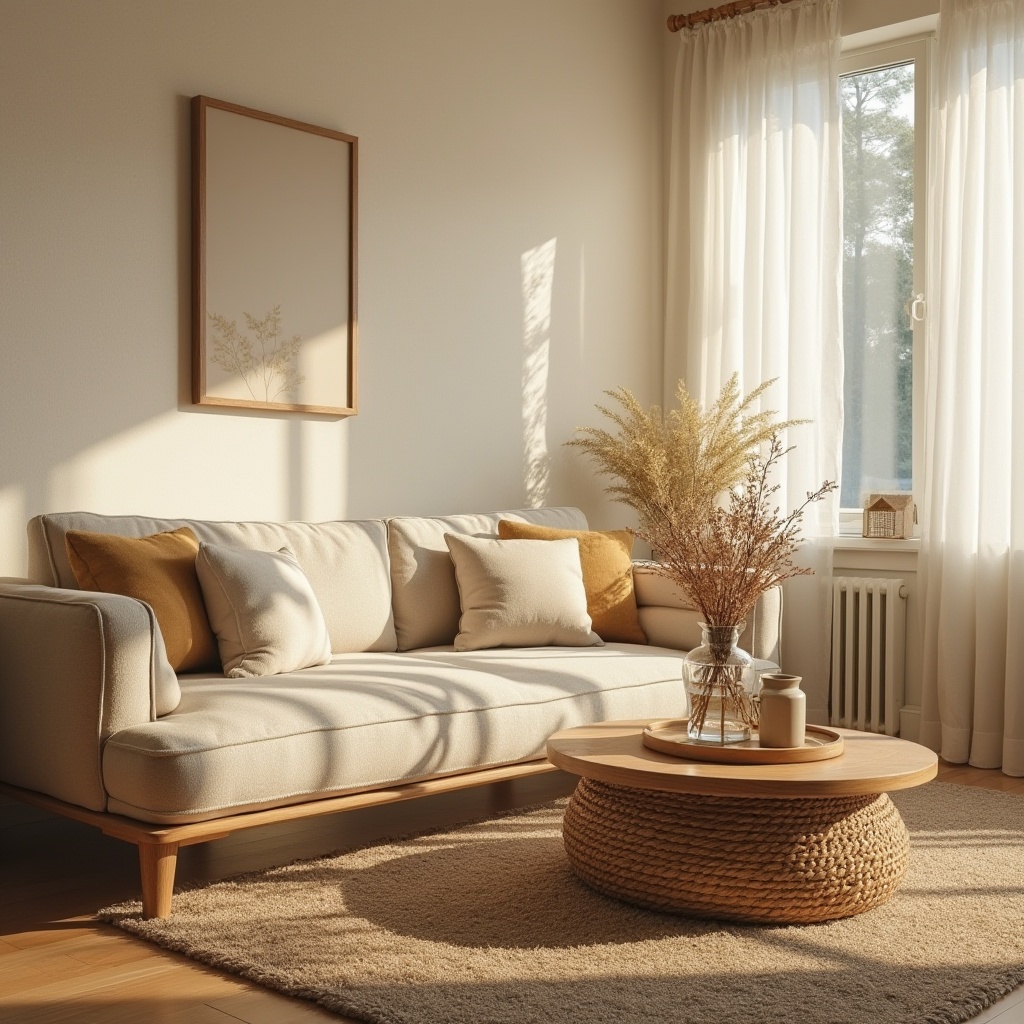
208,305,305,403
194,97,356,414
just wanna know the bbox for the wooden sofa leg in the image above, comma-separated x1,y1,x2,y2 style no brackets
139,842,178,919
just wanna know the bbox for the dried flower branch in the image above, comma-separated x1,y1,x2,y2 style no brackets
646,435,837,628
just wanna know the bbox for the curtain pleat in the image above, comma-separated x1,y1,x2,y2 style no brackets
664,0,843,719
920,0,1024,776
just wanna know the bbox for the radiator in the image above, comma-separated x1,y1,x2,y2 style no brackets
829,577,908,735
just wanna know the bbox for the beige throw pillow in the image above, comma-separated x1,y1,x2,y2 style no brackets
195,542,332,678
444,534,603,652
497,520,647,643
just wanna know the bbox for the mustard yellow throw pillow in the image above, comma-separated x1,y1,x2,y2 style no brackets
65,527,220,673
497,520,647,644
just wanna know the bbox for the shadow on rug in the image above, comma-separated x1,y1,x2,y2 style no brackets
100,782,1024,1024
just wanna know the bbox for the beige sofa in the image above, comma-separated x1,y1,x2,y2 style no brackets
0,506,781,917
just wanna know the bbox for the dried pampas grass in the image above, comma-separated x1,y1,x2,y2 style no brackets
569,375,835,629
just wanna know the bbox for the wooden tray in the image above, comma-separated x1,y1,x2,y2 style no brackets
641,719,844,764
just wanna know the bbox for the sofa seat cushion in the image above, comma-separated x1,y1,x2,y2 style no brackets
101,645,685,824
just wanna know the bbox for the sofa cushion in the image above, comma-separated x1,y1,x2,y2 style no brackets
195,543,332,678
635,593,783,667
387,507,588,651
65,527,220,673
631,561,697,610
498,521,646,644
445,534,602,652
101,644,686,824
630,563,783,667
29,513,396,656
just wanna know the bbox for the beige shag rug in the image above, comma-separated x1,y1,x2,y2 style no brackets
101,783,1024,1024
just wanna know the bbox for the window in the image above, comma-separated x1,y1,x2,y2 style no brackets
838,38,929,532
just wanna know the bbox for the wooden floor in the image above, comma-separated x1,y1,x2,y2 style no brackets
1,762,1022,1023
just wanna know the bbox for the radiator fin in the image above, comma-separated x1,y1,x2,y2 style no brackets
829,577,907,735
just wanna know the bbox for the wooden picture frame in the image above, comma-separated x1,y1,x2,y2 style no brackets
192,95,358,416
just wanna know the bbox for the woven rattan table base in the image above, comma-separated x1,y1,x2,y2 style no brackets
562,779,910,924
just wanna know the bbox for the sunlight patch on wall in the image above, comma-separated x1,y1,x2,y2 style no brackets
288,417,348,522
47,411,285,520
521,238,557,508
45,411,346,525
0,486,26,577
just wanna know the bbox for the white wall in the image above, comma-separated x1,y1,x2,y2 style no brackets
0,0,665,576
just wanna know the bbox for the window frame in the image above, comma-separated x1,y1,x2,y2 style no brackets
837,34,932,537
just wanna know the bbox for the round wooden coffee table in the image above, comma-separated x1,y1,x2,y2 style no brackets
546,721,937,925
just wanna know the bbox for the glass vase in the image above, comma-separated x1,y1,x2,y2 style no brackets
684,623,757,744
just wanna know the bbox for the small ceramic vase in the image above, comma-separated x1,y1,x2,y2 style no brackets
757,673,806,748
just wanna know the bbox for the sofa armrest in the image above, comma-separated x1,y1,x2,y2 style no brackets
632,562,783,665
0,584,180,811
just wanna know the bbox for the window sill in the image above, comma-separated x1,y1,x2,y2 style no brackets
832,535,919,574
833,536,920,553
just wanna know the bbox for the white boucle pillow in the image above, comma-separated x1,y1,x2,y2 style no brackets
195,542,332,678
444,533,603,652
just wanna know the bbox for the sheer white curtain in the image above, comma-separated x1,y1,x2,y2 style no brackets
919,0,1024,776
664,0,843,720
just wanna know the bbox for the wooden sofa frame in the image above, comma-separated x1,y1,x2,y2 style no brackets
0,759,560,919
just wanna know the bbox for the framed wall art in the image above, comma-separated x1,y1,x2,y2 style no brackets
192,95,358,415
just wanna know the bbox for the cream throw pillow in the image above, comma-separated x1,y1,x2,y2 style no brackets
444,534,603,652
195,542,332,678
497,520,647,644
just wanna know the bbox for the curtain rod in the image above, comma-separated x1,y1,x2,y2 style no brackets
667,0,801,32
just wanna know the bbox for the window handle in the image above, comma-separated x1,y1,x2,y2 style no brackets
911,294,926,322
